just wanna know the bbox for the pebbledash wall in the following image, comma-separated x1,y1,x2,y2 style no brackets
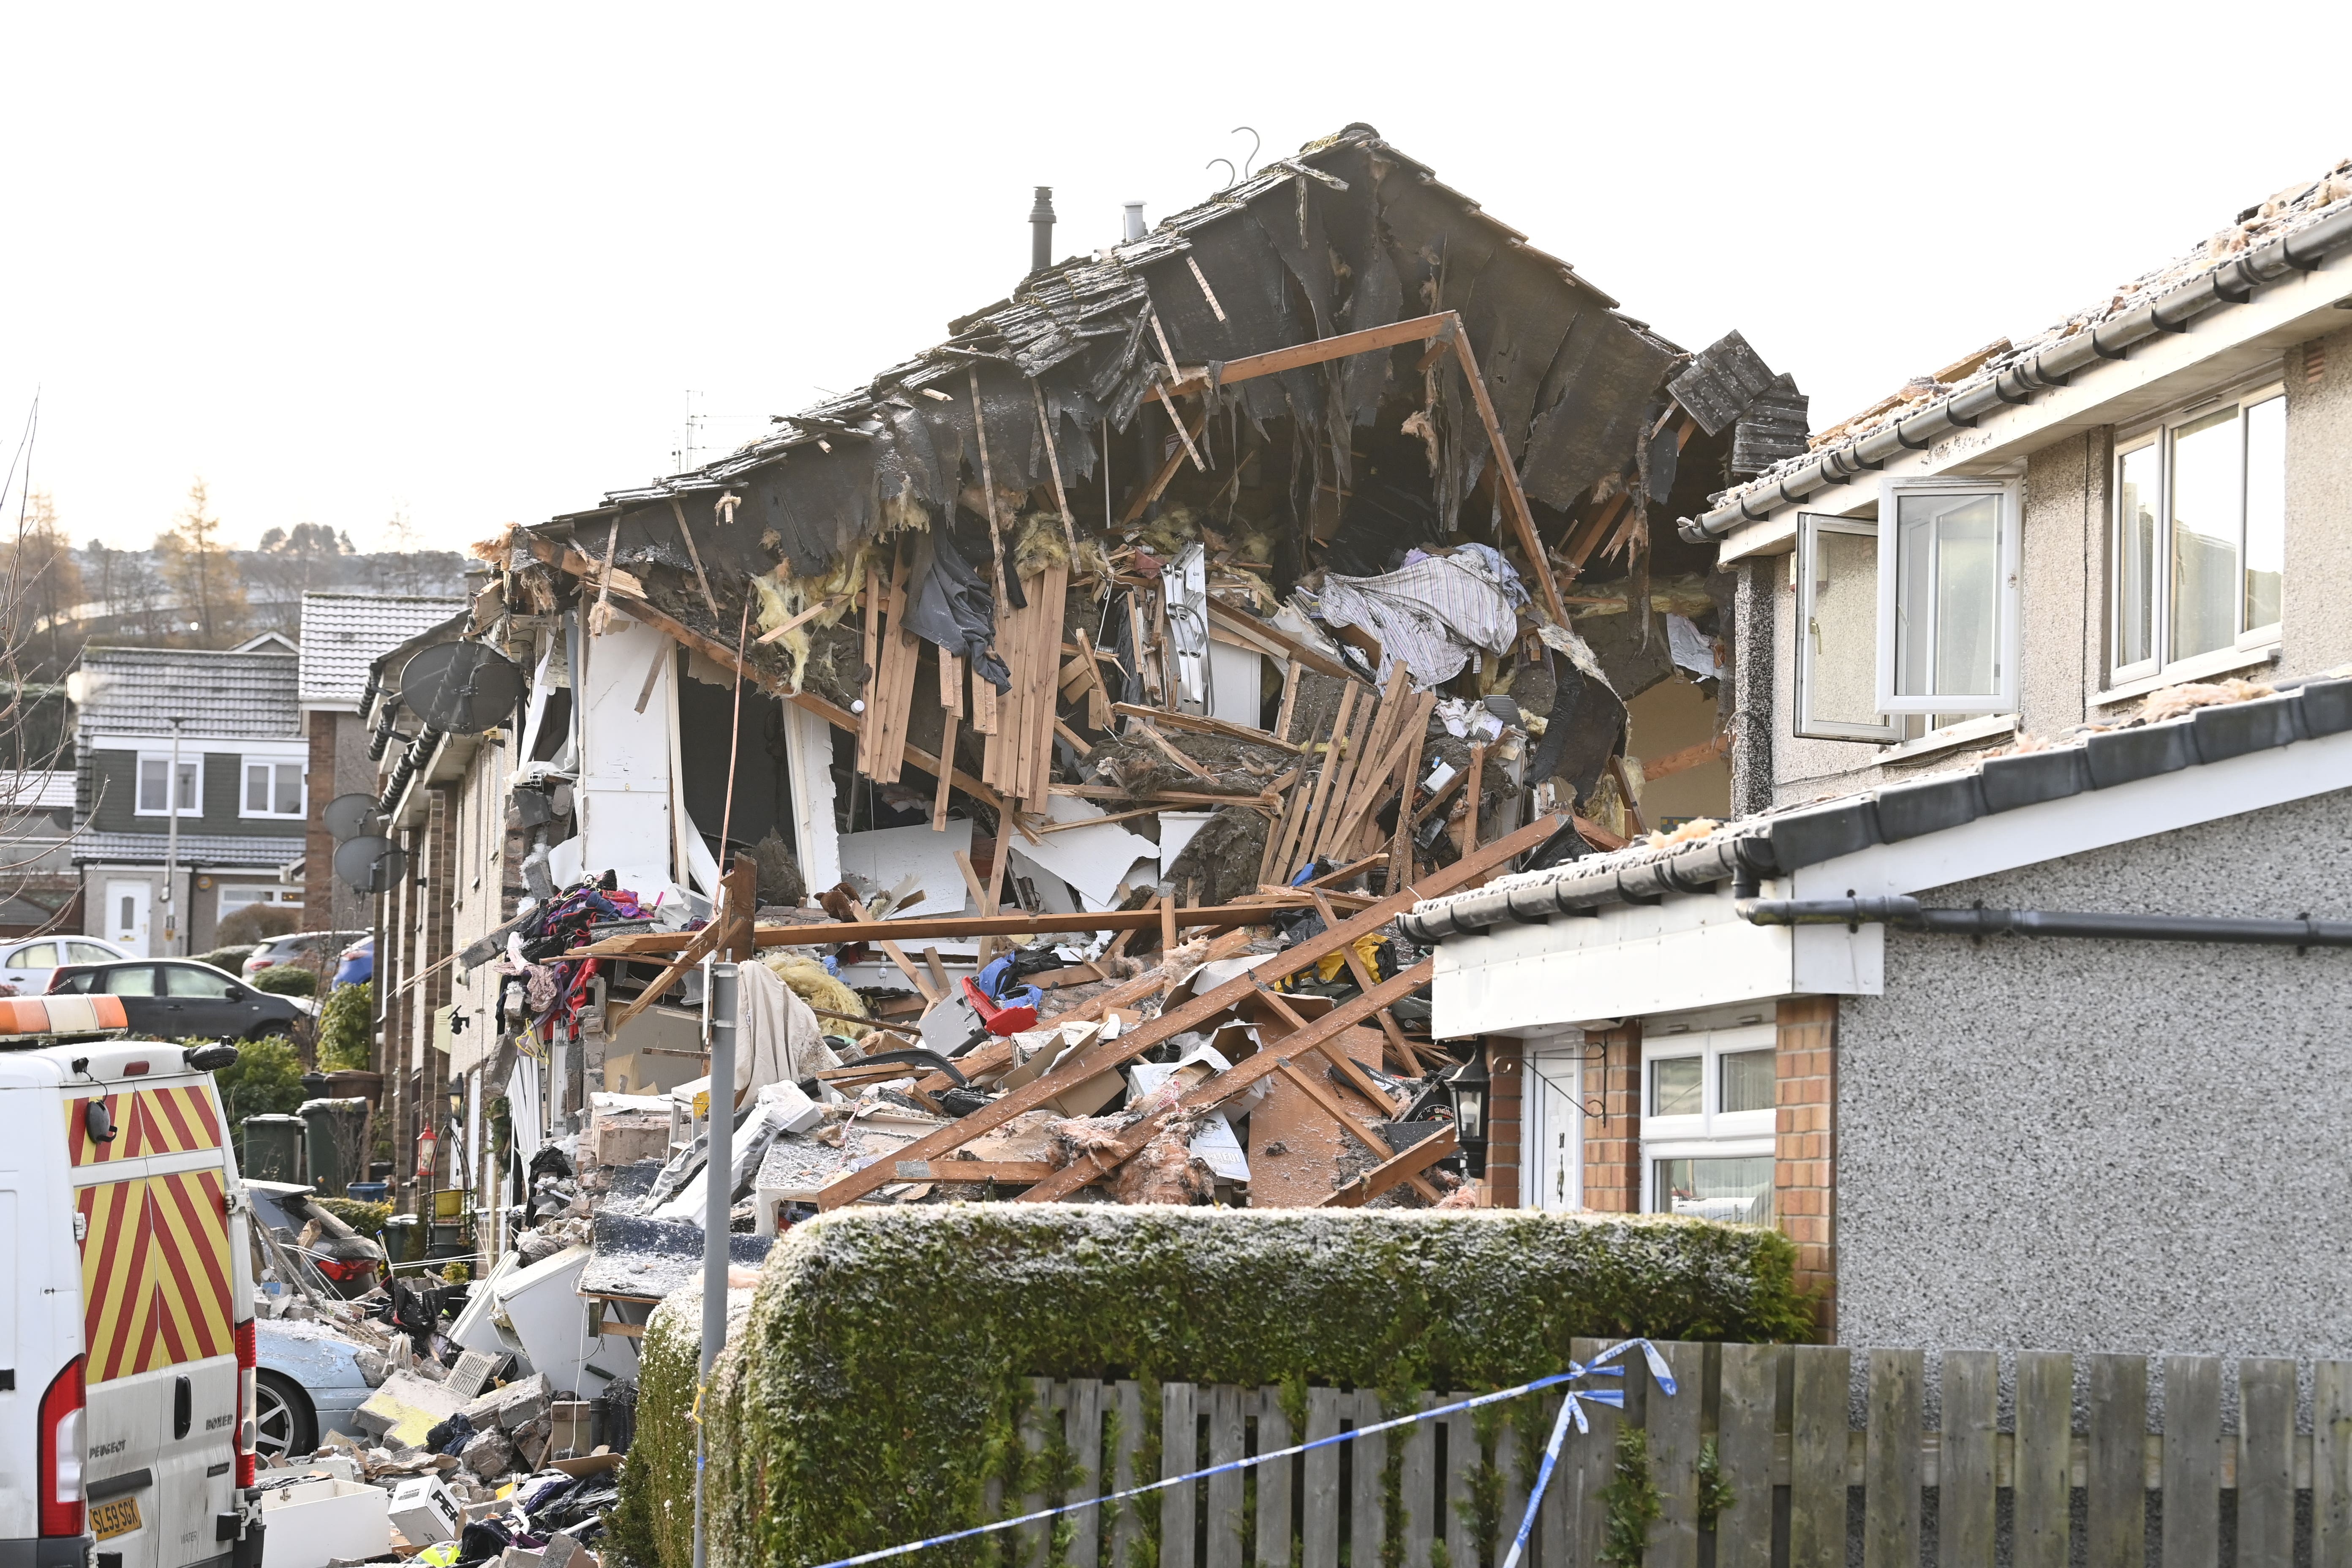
1832,781,2352,1361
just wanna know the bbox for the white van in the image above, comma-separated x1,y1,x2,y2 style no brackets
2,997,263,1568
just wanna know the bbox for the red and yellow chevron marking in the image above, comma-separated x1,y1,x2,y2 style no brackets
66,1092,143,1164
76,1168,233,1383
137,1084,223,1158
65,1084,225,1168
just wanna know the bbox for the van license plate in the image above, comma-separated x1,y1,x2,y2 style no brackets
91,1496,142,1540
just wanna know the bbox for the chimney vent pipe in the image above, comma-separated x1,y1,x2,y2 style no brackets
1122,202,1146,243
1029,186,1056,276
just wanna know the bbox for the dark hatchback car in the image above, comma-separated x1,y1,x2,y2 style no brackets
49,957,315,1040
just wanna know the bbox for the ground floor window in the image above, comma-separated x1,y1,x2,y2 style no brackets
1642,1022,1776,1224
218,885,302,917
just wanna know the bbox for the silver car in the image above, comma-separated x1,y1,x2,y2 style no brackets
253,1319,377,1460
0,933,131,994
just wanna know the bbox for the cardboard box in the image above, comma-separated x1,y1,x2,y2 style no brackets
387,1475,463,1545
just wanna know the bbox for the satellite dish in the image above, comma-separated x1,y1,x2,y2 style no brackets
397,642,525,735
322,793,386,842
334,834,408,895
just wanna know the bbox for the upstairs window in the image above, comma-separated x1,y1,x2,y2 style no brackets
242,759,305,819
2113,387,2286,685
1792,476,2022,739
136,755,201,816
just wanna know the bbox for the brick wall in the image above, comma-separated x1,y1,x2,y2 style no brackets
1580,1024,1643,1213
305,723,335,920
1774,995,1838,1338
1484,1038,1523,1206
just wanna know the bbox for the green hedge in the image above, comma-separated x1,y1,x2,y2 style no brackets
253,966,318,997
662,1207,1809,1568
610,1285,757,1568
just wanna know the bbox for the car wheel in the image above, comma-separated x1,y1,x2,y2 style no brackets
253,1370,317,1462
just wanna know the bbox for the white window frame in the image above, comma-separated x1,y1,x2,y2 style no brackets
134,753,203,817
218,885,302,919
240,757,307,819
1640,1024,1777,1220
2110,381,2287,687
1876,477,2023,716
1793,511,1902,742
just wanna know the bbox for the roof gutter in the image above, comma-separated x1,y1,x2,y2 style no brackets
1682,203,2352,541
1740,896,2352,949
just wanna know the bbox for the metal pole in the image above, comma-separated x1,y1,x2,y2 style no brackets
693,960,739,1568
163,718,182,956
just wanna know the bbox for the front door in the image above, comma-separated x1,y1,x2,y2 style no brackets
107,880,152,956
1523,1049,1585,1211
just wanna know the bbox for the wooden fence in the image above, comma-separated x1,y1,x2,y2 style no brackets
998,1340,2352,1568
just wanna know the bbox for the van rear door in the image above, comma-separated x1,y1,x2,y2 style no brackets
69,1062,247,1568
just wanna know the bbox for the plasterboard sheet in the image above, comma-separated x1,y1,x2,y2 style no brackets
1157,811,1218,871
1015,797,1159,909
837,818,975,920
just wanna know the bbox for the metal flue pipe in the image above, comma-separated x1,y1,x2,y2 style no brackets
1029,187,1056,276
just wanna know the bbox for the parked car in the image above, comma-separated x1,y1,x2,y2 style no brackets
242,931,366,981
250,1319,376,1462
0,933,133,995
47,958,315,1040
245,1180,387,1299
332,933,373,987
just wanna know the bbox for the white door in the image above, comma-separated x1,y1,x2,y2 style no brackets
106,880,152,956
1522,1050,1584,1210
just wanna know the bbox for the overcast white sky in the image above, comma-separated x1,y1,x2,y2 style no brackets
4,3,2345,554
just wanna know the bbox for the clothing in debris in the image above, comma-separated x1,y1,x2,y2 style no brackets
903,529,1012,691
1301,546,1527,690
730,960,841,1111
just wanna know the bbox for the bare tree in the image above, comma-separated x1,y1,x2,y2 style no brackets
156,478,250,645
0,468,90,949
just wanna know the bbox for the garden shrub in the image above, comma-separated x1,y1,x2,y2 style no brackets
669,1206,1808,1568
318,980,374,1071
253,965,318,997
210,1035,305,1162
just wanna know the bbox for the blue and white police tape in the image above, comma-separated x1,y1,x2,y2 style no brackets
790,1338,1677,1568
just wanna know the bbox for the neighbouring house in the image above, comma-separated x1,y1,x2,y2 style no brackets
1404,156,2352,1361
0,768,81,935
66,632,308,955
357,125,1810,1227
297,590,467,936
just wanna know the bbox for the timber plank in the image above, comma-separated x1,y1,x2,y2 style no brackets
1937,1350,1997,1568
1067,1380,1105,1568
2240,1357,2296,1568
1440,1393,1477,1568
1162,1382,1199,1568
1303,1387,1343,1568
1713,1342,1781,1568
1113,1381,1145,1568
1254,1388,1294,1568
1399,1391,1436,1568
1350,1391,1387,1568
2317,1361,2352,1568
1207,1385,1246,1568
1646,1342,1704,1568
1861,1348,1922,1568
1786,1345,1849,1568
2013,1351,2072,1568
2084,1353,2146,1568
2160,1356,2220,1568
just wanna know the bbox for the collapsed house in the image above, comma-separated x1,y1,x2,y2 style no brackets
351,125,1806,1248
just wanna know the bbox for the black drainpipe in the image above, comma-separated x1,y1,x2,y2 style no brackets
1740,896,2352,949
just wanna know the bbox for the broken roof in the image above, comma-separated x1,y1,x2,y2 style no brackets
542,124,1690,587
1692,157,2352,535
